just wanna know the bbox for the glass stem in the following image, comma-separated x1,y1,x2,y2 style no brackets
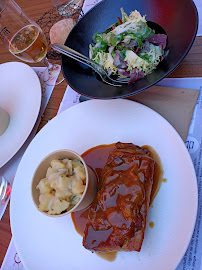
40,57,63,85
41,57,53,69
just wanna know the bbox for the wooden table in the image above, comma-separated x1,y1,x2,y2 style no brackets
0,0,202,266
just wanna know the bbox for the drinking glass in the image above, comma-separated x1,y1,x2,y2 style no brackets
0,0,63,85
0,176,11,204
51,0,84,16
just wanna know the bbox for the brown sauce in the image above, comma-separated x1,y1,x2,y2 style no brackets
71,143,164,261
163,178,167,183
143,145,164,205
96,252,117,262
149,221,155,228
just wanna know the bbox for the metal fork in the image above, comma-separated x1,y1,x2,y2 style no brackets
0,176,11,204
51,43,130,87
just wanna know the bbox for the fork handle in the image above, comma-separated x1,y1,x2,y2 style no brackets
51,43,101,71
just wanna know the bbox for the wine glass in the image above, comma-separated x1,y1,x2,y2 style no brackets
0,0,63,85
51,0,84,16
0,176,11,204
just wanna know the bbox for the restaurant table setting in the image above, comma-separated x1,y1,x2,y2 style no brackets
1,0,202,269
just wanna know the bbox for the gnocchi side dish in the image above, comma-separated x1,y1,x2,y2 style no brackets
36,158,86,215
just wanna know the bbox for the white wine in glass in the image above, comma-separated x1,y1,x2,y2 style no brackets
9,25,48,63
0,0,62,85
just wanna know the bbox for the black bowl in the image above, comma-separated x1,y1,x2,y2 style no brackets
62,0,198,99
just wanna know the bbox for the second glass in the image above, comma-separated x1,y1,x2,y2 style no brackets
51,0,84,16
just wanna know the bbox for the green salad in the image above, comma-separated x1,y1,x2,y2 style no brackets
89,9,167,84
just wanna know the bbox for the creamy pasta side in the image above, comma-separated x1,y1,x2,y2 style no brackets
36,158,86,215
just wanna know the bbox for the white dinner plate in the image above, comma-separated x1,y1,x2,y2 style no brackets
0,62,41,167
10,99,198,270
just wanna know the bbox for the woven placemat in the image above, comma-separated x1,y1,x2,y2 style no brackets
36,6,84,60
